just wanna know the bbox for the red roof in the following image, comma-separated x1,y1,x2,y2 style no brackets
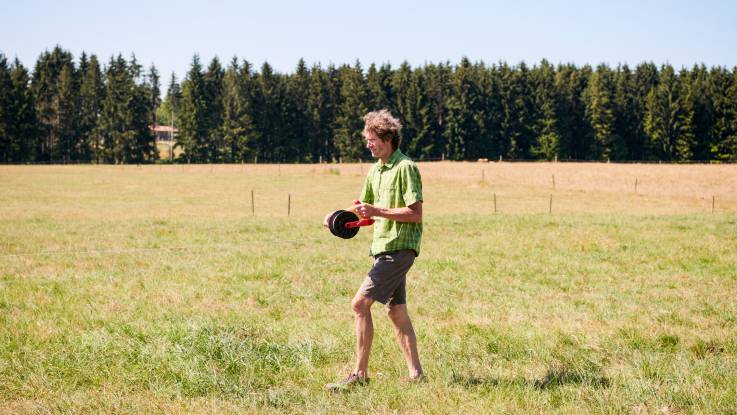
150,125,179,133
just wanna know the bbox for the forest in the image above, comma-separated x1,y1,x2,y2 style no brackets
1,46,736,163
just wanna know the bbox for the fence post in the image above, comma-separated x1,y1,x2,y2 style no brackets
288,194,291,216
549,194,553,214
493,193,497,214
251,190,254,216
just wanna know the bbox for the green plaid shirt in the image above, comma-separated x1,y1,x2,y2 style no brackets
359,150,423,257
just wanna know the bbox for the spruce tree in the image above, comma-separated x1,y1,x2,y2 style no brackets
531,59,561,160
690,65,715,160
221,58,257,162
287,58,311,161
613,65,639,160
403,66,434,160
31,46,75,161
709,67,737,160
79,54,104,162
634,62,659,159
204,57,225,162
0,54,13,161
584,65,617,160
55,62,80,162
644,64,680,160
334,61,368,161
130,67,157,162
554,64,593,159
254,61,283,162
675,68,697,160
177,55,208,162
307,63,337,162
158,73,181,127
366,63,392,111
443,57,480,160
392,61,428,158
6,59,38,162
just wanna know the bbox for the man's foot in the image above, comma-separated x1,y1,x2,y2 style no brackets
403,373,426,384
325,373,369,392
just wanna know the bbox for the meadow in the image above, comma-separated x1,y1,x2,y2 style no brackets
1,162,736,414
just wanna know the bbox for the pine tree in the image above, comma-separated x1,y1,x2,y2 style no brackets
158,73,181,127
403,66,435,160
674,68,697,160
334,61,368,161
6,59,38,162
690,65,715,160
148,65,161,125
130,67,157,162
366,63,392,111
287,58,311,161
644,64,680,160
221,58,257,162
554,64,593,159
612,65,639,160
306,63,337,162
444,57,481,160
79,54,104,162
177,55,208,162
392,61,428,158
56,62,80,162
584,64,617,160
531,59,561,160
709,67,737,160
634,62,659,159
31,46,75,161
421,62,451,160
204,57,225,162
254,61,285,162
497,62,537,159
99,55,135,163
0,54,13,161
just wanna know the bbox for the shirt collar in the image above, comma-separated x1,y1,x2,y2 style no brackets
379,149,403,169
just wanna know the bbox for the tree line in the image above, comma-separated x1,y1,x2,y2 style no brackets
1,46,736,164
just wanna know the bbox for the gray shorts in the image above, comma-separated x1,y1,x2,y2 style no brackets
358,250,415,305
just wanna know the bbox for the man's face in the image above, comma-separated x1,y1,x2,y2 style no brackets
365,131,393,160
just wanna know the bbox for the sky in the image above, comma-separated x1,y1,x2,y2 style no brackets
3,0,737,83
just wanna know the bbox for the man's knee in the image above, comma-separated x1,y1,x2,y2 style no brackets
385,303,408,321
352,295,373,316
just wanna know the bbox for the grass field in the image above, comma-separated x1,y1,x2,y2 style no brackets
1,162,736,414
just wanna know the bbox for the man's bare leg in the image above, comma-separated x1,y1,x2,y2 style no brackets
386,303,423,378
352,293,375,378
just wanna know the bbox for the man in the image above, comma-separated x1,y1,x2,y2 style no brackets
324,109,425,391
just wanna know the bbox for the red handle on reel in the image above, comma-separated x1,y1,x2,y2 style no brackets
346,200,375,228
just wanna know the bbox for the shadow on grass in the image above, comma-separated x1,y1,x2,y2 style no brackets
451,366,610,390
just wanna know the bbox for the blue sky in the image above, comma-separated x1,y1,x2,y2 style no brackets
3,0,736,82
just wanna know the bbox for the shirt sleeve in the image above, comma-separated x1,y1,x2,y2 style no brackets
359,167,374,204
401,162,423,206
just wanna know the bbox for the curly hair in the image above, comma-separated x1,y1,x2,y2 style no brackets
362,109,402,150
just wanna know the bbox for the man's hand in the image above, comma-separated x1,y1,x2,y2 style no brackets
323,212,332,228
354,202,379,218
353,201,422,223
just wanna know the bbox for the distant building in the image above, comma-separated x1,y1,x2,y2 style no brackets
150,125,178,142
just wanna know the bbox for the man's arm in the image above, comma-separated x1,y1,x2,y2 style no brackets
354,201,422,223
